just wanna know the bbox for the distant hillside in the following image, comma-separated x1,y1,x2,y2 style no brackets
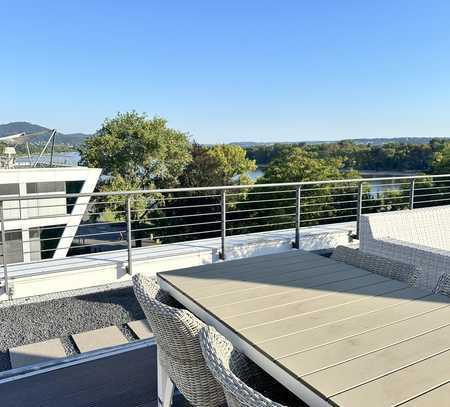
231,137,449,148
0,122,90,146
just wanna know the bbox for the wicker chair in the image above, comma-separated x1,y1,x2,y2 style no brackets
359,208,450,290
200,326,305,407
434,272,450,296
132,274,226,407
331,245,421,286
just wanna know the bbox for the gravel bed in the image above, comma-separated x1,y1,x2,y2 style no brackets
0,287,145,372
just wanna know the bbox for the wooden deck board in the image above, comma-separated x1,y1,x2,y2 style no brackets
398,382,449,406
258,293,447,357
158,250,449,407
244,287,431,344
304,325,450,396
223,279,408,329
211,273,387,317
168,253,334,294
200,263,365,307
279,306,450,376
166,250,309,277
331,350,450,407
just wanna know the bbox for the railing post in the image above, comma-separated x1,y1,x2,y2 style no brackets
409,178,415,210
220,190,226,260
0,201,10,298
294,185,301,249
126,195,133,275
356,181,364,239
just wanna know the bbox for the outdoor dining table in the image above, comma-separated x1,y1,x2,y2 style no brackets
157,250,450,407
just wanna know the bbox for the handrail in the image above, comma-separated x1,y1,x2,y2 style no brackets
1,173,450,300
0,173,447,202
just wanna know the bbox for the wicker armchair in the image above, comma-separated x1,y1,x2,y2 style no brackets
331,245,420,286
200,326,305,407
434,273,450,296
132,274,226,407
359,207,450,290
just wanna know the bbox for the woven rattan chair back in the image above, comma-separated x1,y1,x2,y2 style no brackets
331,245,420,286
133,274,226,407
200,325,287,407
434,272,450,296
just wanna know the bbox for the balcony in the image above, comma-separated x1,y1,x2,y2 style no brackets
0,174,449,406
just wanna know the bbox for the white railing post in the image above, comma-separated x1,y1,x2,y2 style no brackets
220,190,226,260
126,195,133,275
294,185,301,249
409,178,416,210
356,181,364,239
0,201,10,298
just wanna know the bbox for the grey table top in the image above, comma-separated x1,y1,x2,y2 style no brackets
157,250,450,407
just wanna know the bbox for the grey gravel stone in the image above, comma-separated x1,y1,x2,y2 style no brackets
0,287,144,372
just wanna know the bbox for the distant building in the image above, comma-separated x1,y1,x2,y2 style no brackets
0,132,101,264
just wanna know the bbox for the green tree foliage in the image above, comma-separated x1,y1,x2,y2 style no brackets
226,147,360,235
206,144,256,185
245,140,446,173
157,144,256,243
79,112,192,190
260,147,356,183
431,141,450,174
180,143,256,187
79,112,191,243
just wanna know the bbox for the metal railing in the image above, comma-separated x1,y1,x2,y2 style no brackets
1,173,450,297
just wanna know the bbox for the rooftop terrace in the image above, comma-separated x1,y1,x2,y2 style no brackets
0,175,449,406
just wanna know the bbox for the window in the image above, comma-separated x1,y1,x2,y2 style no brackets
66,180,85,214
26,181,66,194
29,225,65,260
0,229,23,264
0,184,19,196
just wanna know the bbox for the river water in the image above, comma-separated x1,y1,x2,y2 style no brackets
25,152,411,195
248,167,413,195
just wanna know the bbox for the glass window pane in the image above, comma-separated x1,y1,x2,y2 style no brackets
0,184,19,196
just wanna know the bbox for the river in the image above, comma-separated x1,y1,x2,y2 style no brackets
25,152,412,195
249,167,414,195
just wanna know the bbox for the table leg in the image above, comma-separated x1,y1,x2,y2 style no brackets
157,345,173,407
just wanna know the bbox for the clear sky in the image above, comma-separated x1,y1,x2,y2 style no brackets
2,0,450,143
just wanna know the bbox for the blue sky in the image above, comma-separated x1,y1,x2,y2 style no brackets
1,0,450,143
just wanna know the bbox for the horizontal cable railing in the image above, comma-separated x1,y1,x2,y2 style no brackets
1,173,450,298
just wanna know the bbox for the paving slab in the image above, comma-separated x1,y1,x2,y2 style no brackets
72,326,128,353
9,338,66,368
127,320,154,339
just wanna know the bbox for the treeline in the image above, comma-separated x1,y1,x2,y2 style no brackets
75,112,450,250
245,139,450,174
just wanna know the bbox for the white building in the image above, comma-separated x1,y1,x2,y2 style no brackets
0,131,101,265
0,166,101,264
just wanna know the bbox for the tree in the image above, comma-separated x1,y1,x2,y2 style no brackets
206,144,256,185
180,143,256,187
226,147,360,233
431,141,450,174
153,143,257,244
260,147,354,183
79,112,192,190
